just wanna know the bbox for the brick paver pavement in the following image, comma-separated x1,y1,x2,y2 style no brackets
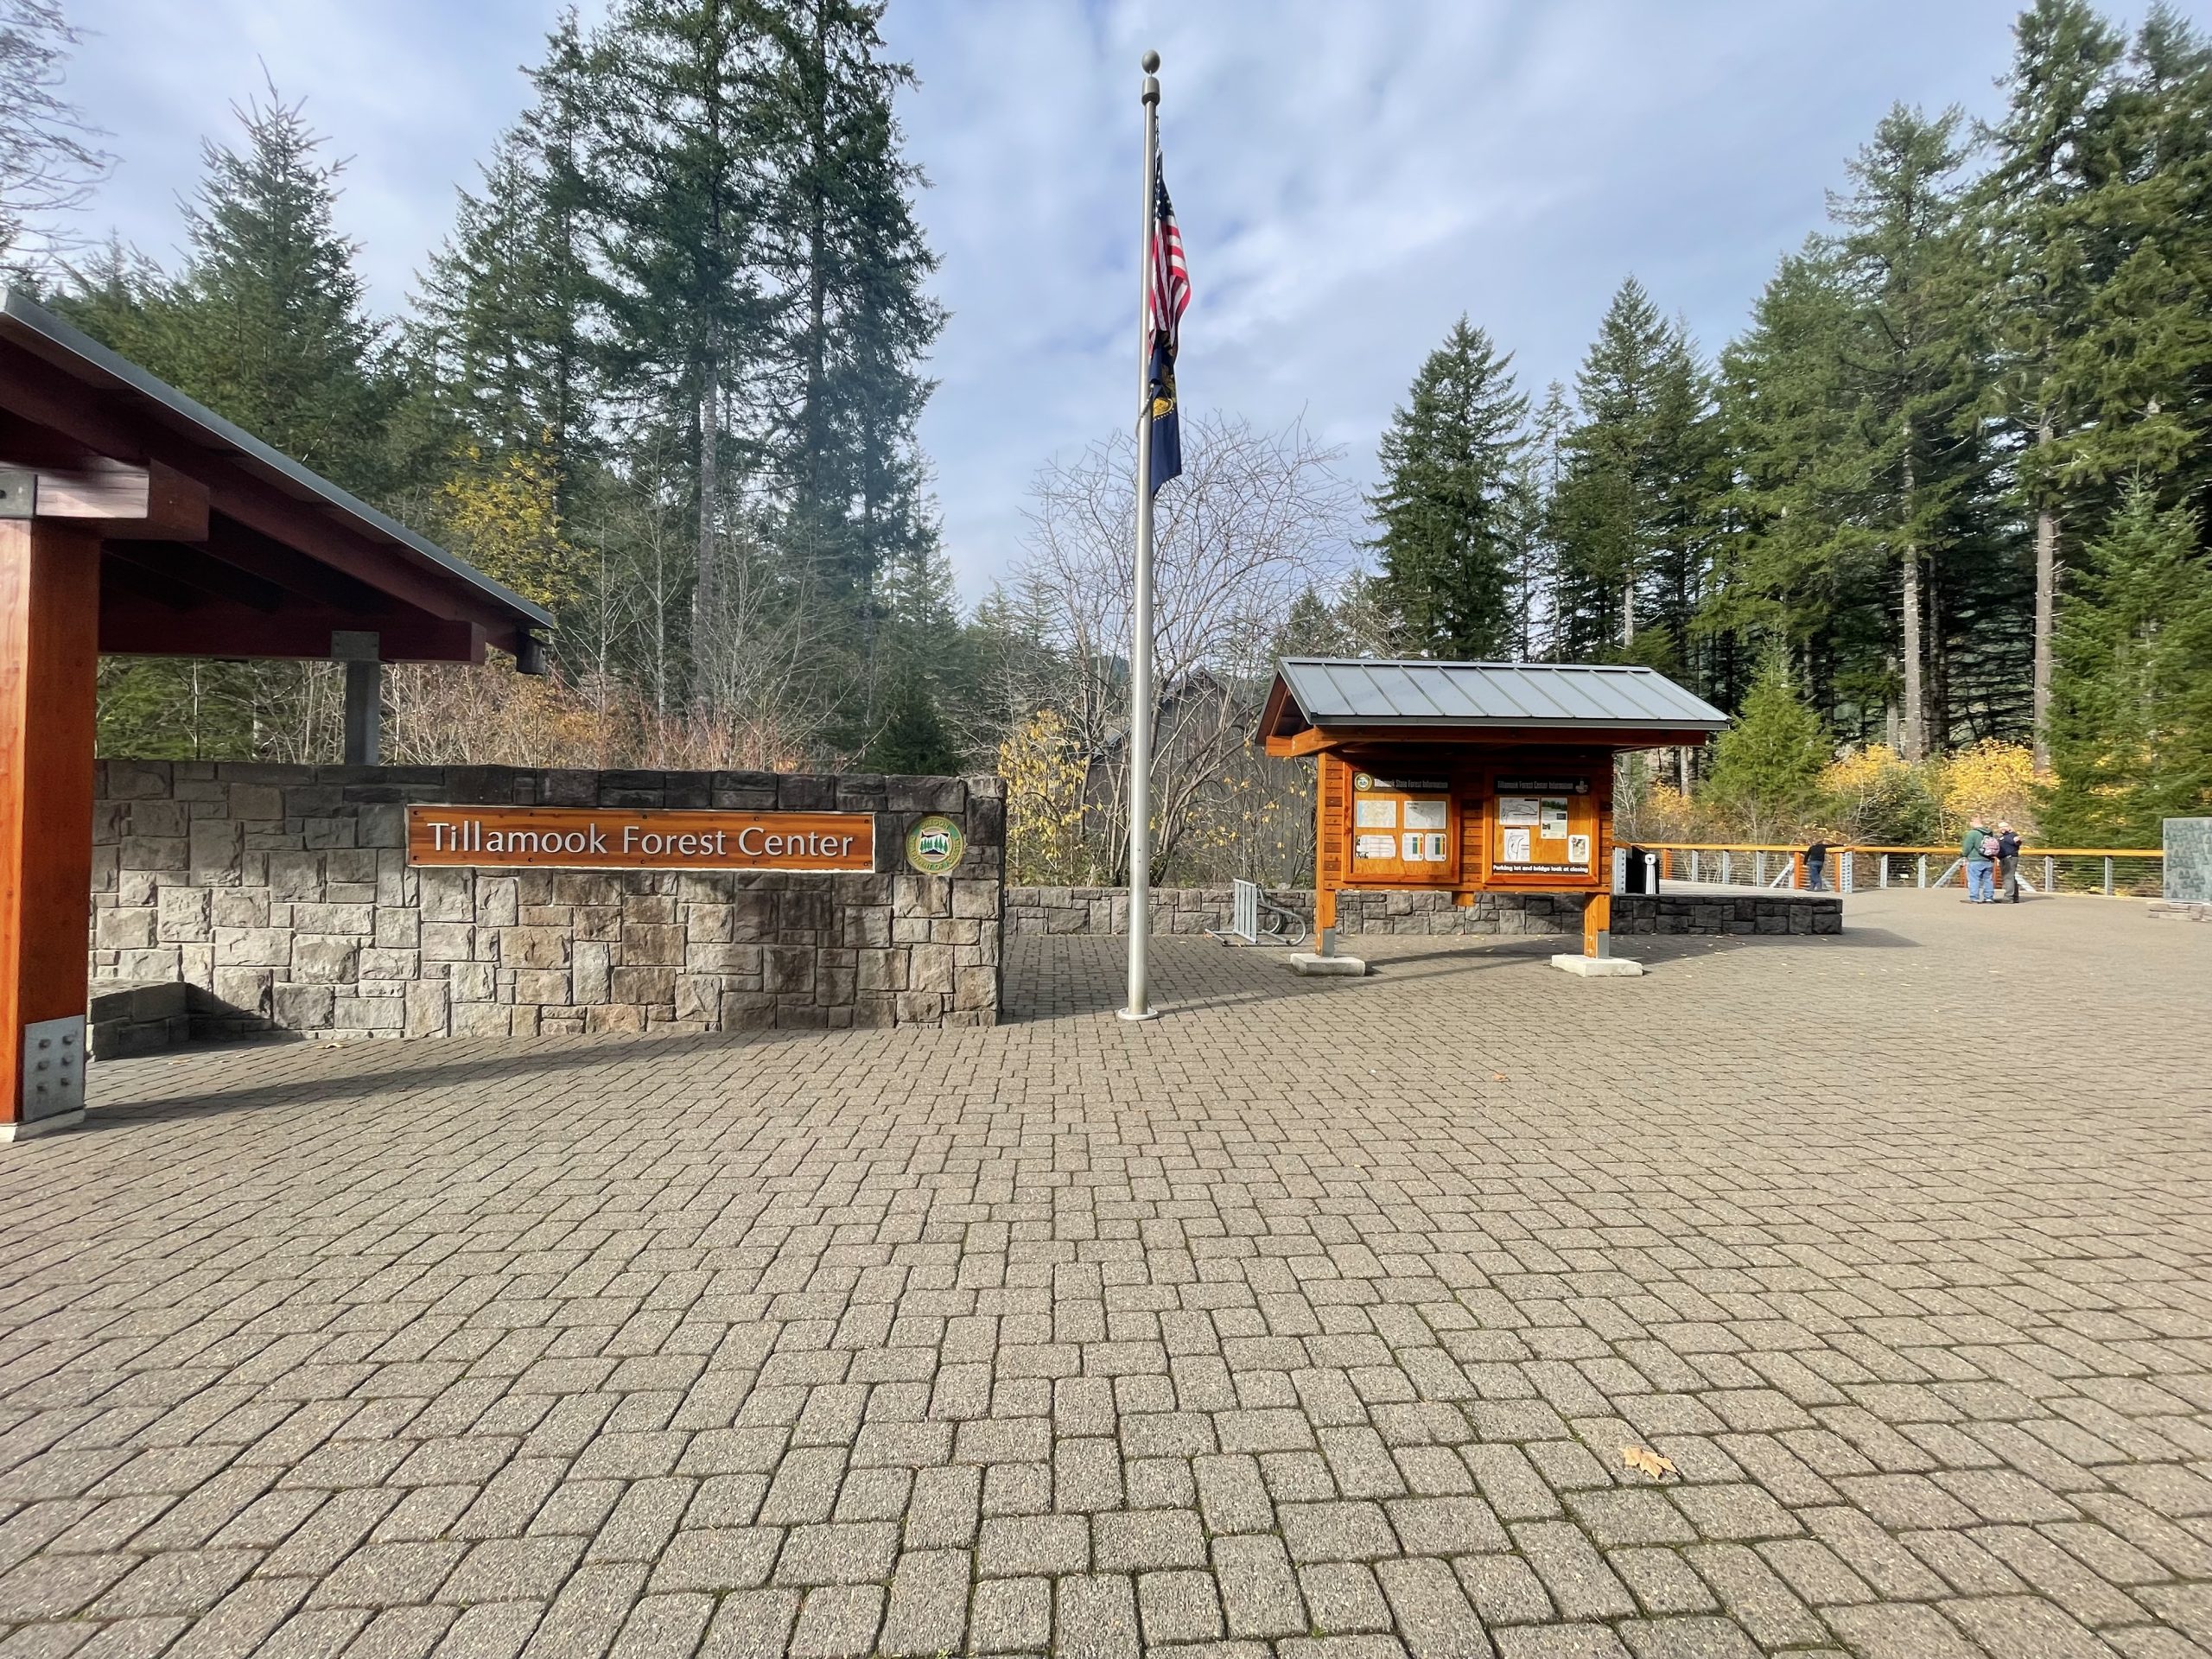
3,887,2209,1657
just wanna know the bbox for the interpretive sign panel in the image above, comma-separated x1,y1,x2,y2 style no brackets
405,805,876,873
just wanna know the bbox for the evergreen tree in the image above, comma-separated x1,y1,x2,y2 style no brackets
1369,316,1528,658
1977,0,2126,765
1823,105,2004,759
410,11,599,499
2041,480,2212,842
1703,643,1832,837
1717,246,1900,740
759,0,944,609
864,669,960,774
1548,279,1720,676
158,85,391,494
590,0,778,636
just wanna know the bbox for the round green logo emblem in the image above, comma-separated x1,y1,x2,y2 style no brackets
905,814,965,874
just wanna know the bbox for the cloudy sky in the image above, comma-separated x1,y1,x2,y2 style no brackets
60,0,2208,600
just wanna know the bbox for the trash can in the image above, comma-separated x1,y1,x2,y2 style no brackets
1624,845,1649,893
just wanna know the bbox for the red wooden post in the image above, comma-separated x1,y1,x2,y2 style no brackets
0,518,100,1136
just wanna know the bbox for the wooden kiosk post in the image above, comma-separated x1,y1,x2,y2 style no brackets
1260,659,1731,980
0,507,101,1133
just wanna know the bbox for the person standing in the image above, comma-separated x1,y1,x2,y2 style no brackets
1995,821,2022,903
1961,817,1994,904
1804,836,1830,893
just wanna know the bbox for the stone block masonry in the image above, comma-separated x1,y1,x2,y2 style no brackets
1006,884,1842,938
90,761,1005,1037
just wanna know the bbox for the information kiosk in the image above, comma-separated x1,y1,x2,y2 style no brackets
1257,659,1731,974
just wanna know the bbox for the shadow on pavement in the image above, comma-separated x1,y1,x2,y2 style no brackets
80,1021,838,1129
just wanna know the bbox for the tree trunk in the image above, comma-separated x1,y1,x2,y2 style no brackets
1927,565,1949,754
696,370,719,614
1900,544,1925,762
2032,419,2057,771
1621,575,1635,648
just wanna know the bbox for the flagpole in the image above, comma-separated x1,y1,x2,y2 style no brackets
1122,48,1162,1023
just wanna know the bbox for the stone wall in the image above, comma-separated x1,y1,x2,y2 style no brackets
1005,885,1841,938
91,762,1004,1039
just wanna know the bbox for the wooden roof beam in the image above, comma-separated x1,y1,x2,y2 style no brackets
0,456,210,541
102,540,285,613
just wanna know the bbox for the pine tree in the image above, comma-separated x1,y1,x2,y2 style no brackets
157,85,391,494
1370,316,1528,658
2041,480,2212,842
1978,0,2126,766
1718,246,1900,740
1703,643,1832,838
1824,105,2005,759
591,0,778,639
759,0,944,609
1548,279,1720,675
864,670,960,774
410,11,599,498
2041,13,2212,527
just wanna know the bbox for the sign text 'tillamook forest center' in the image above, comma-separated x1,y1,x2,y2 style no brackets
404,807,878,874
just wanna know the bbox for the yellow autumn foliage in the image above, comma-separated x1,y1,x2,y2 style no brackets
998,708,1091,885
440,443,581,613
1928,741,2044,838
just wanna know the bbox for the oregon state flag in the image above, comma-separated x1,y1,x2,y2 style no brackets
1144,156,1190,493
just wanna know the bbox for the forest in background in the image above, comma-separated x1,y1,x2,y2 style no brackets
2,0,2206,884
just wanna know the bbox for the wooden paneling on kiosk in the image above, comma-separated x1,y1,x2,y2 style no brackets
1262,659,1732,962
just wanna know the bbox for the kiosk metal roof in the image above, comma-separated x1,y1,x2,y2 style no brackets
1264,658,1730,738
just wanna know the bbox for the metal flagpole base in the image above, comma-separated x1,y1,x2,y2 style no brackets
1116,1006,1161,1022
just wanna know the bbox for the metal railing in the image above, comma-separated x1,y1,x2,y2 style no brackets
1637,842,2164,899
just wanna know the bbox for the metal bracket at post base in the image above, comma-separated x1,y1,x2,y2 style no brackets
8,1014,86,1140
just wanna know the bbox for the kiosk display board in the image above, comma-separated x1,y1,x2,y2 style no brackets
1487,774,1599,882
1348,770,1457,884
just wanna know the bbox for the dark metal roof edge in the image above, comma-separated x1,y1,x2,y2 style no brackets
1299,714,1730,731
1273,658,1731,728
1,286,555,633
1279,657,1677,673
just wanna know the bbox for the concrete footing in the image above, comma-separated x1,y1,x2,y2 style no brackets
1289,953,1368,977
1,1110,84,1142
1551,954,1645,977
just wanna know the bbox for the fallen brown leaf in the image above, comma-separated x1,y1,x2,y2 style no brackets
1621,1444,1677,1481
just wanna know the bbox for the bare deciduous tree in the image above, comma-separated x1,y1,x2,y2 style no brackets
1014,412,1357,881
0,0,112,272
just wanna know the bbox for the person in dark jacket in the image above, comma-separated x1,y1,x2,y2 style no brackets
1995,822,2022,903
1804,836,1830,892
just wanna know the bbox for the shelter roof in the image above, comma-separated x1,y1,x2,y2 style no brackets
1261,658,1730,750
0,287,551,664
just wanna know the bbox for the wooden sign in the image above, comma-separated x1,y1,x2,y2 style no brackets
405,805,875,873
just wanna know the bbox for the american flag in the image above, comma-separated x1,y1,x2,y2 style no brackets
1144,156,1189,493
